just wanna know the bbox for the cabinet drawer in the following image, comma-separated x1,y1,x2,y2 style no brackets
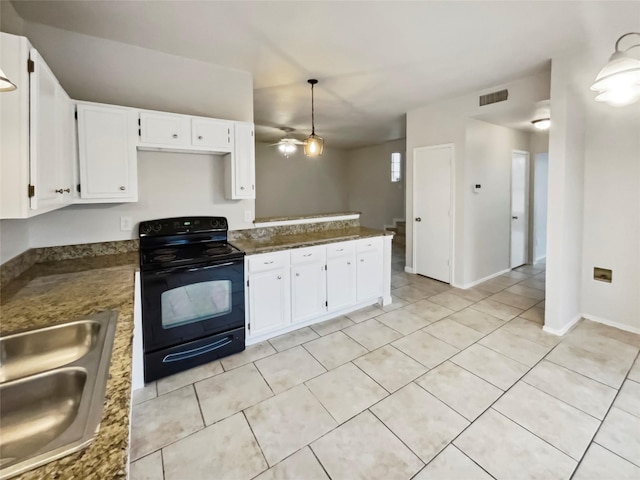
248,251,289,273
326,241,356,259
291,246,326,265
356,237,383,253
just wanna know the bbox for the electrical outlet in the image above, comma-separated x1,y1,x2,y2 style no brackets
120,216,133,231
244,210,252,222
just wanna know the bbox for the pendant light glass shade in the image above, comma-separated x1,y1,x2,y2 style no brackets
591,33,640,106
304,79,324,157
0,67,17,92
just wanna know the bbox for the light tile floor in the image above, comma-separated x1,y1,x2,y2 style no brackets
130,248,640,480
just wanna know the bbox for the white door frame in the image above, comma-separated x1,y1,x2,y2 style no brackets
412,143,456,284
510,149,530,268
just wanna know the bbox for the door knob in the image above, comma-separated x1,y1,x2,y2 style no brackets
415,217,422,222
512,216,519,220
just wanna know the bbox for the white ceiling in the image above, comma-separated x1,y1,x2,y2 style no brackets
10,1,640,148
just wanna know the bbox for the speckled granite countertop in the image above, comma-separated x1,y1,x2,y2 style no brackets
1,252,138,480
231,227,392,255
254,211,360,223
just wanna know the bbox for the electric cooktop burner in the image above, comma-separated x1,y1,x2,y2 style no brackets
205,246,233,256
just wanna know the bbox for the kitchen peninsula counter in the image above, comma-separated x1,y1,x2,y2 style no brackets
231,226,393,255
0,252,138,480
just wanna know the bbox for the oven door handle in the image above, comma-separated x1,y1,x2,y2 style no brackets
152,261,237,276
162,336,233,363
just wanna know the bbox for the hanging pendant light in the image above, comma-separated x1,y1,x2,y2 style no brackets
304,79,324,157
591,32,640,107
0,67,17,92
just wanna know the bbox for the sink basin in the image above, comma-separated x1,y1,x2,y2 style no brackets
0,320,101,382
0,311,117,480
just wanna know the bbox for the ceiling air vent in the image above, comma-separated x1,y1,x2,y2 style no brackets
479,89,508,106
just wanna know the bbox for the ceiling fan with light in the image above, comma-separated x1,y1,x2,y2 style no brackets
270,127,305,158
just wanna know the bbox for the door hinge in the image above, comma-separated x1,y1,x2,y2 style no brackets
324,264,327,271
27,59,34,73
248,322,251,331
77,184,81,193
138,118,141,126
138,129,141,137
325,301,328,307
74,110,78,120
246,279,249,287
27,184,35,197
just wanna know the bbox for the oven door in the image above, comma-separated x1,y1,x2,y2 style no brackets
141,258,245,353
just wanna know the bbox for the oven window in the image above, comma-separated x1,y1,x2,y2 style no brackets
161,280,232,329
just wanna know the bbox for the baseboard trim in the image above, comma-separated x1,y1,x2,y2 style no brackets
455,268,511,289
534,255,546,265
543,314,582,336
404,266,415,274
582,314,640,335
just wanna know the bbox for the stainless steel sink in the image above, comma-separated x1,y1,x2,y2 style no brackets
0,311,117,480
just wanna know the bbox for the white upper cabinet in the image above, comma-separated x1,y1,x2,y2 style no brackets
192,117,233,150
225,122,255,199
139,111,190,147
0,33,75,218
77,103,138,202
139,111,235,153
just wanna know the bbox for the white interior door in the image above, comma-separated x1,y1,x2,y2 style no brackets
510,151,530,268
414,145,452,283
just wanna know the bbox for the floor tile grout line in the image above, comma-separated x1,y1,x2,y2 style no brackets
160,448,166,480
589,441,640,470
307,444,333,480
240,409,271,472
190,383,207,430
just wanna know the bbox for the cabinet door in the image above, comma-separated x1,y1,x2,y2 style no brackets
140,111,190,146
357,250,382,301
249,268,290,337
291,261,326,323
77,104,137,200
326,253,357,312
57,87,75,204
191,118,233,151
225,122,255,199
29,48,61,211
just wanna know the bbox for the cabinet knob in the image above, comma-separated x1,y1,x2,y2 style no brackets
64,188,70,193
347,261,351,265
360,259,365,262
415,217,422,222
277,275,282,280
172,134,178,139
119,186,126,191
55,188,64,194
240,186,245,190
198,135,203,140
296,273,300,277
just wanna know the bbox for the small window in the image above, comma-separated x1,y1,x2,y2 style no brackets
391,152,402,182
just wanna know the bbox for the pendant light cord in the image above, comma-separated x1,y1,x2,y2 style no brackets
311,82,316,135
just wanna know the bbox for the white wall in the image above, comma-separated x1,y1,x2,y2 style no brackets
0,220,29,263
346,139,406,229
528,131,549,262
254,142,349,218
532,153,548,263
406,71,551,284
580,69,640,332
463,120,530,285
0,16,254,262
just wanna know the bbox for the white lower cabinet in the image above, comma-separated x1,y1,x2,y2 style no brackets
247,252,290,337
246,237,389,342
291,246,327,324
326,249,357,312
356,238,383,301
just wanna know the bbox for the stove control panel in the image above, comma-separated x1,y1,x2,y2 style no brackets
139,217,228,237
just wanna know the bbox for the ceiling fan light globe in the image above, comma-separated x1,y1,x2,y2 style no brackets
532,118,551,130
0,68,17,92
